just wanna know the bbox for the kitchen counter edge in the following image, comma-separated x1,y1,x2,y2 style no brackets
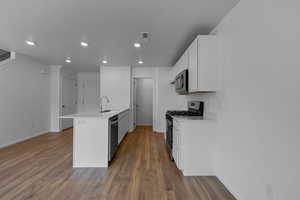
59,108,130,119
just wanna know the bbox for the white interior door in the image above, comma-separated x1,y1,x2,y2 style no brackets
135,78,153,126
61,78,77,130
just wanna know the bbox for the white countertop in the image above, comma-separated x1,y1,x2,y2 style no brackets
60,107,130,119
172,112,217,122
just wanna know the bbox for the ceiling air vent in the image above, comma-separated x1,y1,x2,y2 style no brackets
140,32,150,44
0,49,16,69
0,49,11,62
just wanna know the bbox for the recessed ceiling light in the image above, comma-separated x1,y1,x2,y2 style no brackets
26,40,36,46
65,57,71,63
134,42,141,48
138,60,143,64
80,42,88,47
102,59,108,64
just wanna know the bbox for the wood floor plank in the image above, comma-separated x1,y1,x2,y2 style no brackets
0,126,236,200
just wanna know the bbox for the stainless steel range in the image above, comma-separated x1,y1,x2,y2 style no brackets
165,101,204,161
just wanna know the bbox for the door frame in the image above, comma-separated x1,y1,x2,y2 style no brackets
133,77,154,128
61,73,77,130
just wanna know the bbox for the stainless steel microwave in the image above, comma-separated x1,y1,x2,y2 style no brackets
175,69,188,94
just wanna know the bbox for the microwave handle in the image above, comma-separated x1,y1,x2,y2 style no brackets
175,76,180,89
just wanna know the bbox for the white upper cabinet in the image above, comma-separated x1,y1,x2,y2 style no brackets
188,38,198,92
171,35,218,93
188,35,218,92
178,49,189,71
169,49,189,83
197,36,218,92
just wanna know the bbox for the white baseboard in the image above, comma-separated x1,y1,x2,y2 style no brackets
153,129,165,133
136,123,153,126
183,171,215,176
0,130,48,149
49,129,61,133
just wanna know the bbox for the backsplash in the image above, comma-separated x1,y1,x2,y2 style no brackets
175,93,219,119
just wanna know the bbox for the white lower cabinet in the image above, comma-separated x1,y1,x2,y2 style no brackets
172,118,216,176
174,146,181,170
118,109,129,144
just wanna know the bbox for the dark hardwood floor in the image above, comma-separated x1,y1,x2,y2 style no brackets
0,126,236,200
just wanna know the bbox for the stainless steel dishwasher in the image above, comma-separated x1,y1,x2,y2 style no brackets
108,115,118,161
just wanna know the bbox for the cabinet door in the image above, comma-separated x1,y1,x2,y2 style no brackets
123,111,129,134
181,50,189,70
197,36,218,91
177,49,189,74
118,110,129,144
188,38,198,92
173,147,178,165
170,48,189,83
177,146,181,170
173,120,182,170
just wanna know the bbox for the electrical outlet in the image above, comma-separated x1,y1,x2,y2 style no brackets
266,184,274,200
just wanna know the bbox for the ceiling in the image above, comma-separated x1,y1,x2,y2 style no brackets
0,0,238,71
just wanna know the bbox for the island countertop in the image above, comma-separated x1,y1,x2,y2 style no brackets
60,107,130,119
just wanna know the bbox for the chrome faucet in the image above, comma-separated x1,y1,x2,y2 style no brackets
99,96,110,113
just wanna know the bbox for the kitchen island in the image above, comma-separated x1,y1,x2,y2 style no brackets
61,108,130,168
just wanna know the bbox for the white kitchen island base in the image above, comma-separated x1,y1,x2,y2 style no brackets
60,108,130,168
73,118,109,168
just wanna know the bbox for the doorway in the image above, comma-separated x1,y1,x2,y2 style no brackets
133,78,153,127
61,75,77,130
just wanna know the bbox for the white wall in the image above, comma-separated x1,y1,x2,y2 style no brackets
155,67,180,132
100,66,131,109
49,65,62,132
210,0,300,199
77,72,100,113
132,66,156,78
0,54,51,148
